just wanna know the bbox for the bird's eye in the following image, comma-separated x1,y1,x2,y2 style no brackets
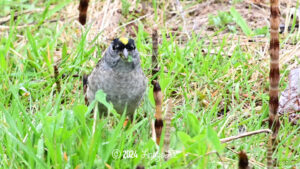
127,44,135,50
113,44,119,50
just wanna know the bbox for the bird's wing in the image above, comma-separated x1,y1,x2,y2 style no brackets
83,52,106,105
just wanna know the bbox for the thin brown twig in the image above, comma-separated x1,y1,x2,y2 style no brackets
53,65,61,93
164,99,173,161
61,74,80,79
105,13,151,40
0,8,45,25
152,26,159,79
0,25,34,31
0,15,76,31
175,0,190,39
244,0,269,9
166,127,270,167
220,129,272,143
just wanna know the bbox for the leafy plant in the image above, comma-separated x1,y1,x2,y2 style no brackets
208,11,236,32
254,26,268,35
121,0,130,16
230,7,253,36
209,8,255,36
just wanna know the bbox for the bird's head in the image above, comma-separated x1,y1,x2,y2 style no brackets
111,37,137,62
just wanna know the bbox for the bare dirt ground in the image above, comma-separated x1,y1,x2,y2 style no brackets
63,0,300,121
60,0,300,70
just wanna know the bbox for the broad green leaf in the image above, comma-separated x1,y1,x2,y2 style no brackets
73,104,87,124
187,112,200,136
26,29,39,59
95,90,119,118
95,90,110,108
177,131,193,146
37,137,44,159
207,127,223,153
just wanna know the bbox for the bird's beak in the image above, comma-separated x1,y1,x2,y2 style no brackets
120,48,132,62
123,48,128,59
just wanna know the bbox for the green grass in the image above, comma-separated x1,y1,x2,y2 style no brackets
0,0,299,168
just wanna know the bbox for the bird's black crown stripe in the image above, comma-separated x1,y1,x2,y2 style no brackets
112,38,136,51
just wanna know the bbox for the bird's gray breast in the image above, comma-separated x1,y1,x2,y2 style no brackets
87,64,147,114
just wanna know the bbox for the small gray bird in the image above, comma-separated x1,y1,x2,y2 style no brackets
84,37,147,119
